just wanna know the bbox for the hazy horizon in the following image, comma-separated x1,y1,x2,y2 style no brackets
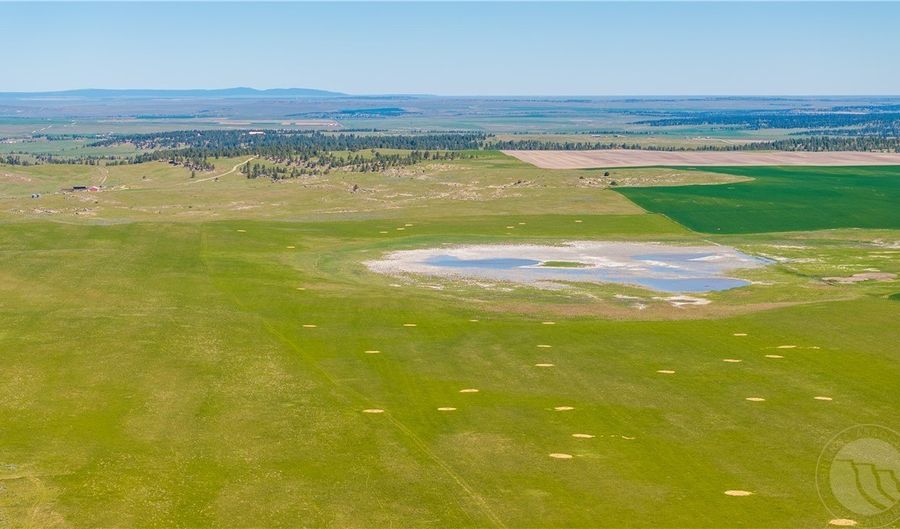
2,2,899,96
2,87,900,98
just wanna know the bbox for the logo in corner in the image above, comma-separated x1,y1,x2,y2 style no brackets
817,424,900,528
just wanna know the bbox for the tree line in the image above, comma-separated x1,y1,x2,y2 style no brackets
92,130,487,153
491,136,900,152
635,111,900,132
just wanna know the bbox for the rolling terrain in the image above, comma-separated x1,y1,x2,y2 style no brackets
0,152,897,528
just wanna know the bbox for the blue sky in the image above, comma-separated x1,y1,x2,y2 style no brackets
2,2,898,95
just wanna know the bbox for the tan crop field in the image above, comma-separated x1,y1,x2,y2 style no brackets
504,149,900,169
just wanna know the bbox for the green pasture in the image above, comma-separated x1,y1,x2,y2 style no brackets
618,165,900,234
0,153,898,528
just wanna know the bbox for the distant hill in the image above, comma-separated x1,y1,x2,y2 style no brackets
0,87,346,99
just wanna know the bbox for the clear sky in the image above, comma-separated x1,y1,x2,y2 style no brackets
2,1,899,95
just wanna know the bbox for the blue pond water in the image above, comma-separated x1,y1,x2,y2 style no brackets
419,252,755,293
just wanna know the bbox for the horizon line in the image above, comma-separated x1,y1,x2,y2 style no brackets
2,88,900,98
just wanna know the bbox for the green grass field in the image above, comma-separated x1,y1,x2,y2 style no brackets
0,154,898,528
618,166,900,234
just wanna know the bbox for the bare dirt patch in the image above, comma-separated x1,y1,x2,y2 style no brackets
724,490,754,497
504,149,900,169
823,272,896,283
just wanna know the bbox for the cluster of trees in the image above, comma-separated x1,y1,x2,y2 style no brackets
4,152,138,166
93,130,486,153
797,124,900,137
491,136,900,152
90,130,484,176
3,155,34,166
30,154,120,165
739,136,900,152
489,139,664,150
242,150,468,180
636,111,900,132
167,155,215,172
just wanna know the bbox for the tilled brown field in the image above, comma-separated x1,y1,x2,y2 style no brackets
503,149,900,168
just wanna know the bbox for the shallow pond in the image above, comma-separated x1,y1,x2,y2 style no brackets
368,242,769,293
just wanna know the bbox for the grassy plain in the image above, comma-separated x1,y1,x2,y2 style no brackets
0,152,897,528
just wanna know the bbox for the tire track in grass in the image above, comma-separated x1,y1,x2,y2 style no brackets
182,156,257,185
198,227,506,529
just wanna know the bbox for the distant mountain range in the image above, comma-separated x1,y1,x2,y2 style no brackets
0,87,347,99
